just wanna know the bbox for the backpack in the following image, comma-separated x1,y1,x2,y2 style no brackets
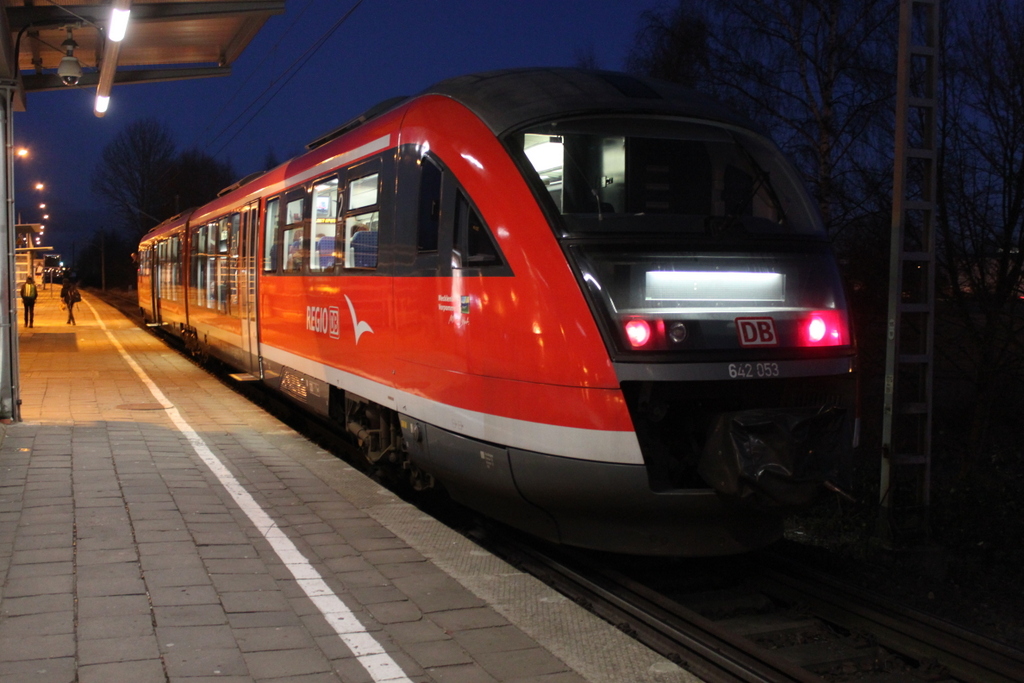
68,286,81,303
21,283,36,300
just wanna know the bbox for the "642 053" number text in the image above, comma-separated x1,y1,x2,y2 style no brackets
728,362,780,379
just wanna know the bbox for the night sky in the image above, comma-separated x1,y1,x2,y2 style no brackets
11,0,647,264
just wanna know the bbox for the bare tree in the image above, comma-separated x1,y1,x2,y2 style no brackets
938,0,1024,469
91,117,177,240
626,0,711,87
574,44,602,70
627,0,901,355
164,149,236,215
626,1,899,262
701,0,899,240
262,147,281,172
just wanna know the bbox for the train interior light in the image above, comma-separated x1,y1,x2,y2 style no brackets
523,135,564,174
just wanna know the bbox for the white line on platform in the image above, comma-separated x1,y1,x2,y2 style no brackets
85,300,411,683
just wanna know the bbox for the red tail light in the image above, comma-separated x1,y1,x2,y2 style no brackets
624,319,652,348
800,310,845,346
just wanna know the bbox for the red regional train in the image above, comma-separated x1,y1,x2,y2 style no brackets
138,69,857,556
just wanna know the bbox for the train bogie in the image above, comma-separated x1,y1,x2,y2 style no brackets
139,69,857,556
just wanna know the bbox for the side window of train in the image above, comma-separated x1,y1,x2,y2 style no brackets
282,188,308,274
263,197,280,273
452,190,503,270
418,156,442,253
310,177,340,273
342,169,380,270
402,149,508,277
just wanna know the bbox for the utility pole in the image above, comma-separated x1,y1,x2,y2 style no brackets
880,0,940,548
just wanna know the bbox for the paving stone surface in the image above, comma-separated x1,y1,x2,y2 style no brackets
0,293,697,683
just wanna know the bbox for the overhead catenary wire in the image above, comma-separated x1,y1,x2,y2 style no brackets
188,0,318,152
204,0,368,161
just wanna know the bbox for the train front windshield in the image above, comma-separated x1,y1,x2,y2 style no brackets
511,117,850,357
514,117,823,237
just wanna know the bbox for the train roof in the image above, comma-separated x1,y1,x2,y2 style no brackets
139,208,194,243
422,68,757,136
308,68,758,150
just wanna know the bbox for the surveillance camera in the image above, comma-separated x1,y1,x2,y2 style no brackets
58,56,82,86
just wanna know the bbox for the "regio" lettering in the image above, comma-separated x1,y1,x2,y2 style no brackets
306,305,341,339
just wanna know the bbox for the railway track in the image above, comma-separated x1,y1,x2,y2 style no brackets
479,531,1024,683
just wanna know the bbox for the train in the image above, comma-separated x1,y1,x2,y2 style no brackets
138,68,857,556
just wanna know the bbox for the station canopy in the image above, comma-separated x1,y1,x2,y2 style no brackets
1,0,285,110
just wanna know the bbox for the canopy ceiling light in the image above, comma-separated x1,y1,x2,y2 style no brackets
95,0,132,117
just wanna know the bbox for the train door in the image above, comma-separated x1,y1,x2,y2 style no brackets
392,148,470,376
151,242,163,322
392,145,512,382
238,201,261,375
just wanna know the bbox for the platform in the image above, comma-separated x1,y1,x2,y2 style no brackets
0,290,698,683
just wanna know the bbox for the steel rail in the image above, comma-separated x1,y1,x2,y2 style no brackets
499,539,821,683
760,556,1024,683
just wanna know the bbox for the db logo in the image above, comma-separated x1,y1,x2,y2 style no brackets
328,307,341,339
736,317,778,347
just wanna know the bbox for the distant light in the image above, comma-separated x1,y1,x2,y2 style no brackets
43,214,49,220
16,148,28,158
34,182,44,191
109,8,131,42
39,203,46,209
95,95,110,114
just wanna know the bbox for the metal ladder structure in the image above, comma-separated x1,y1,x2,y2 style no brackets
880,0,940,547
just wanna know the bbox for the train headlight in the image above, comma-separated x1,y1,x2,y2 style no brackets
624,319,652,348
667,321,688,344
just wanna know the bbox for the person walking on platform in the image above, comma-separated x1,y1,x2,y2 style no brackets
60,278,80,325
20,275,37,328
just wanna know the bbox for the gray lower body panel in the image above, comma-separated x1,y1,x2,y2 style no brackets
509,448,782,556
403,417,781,556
